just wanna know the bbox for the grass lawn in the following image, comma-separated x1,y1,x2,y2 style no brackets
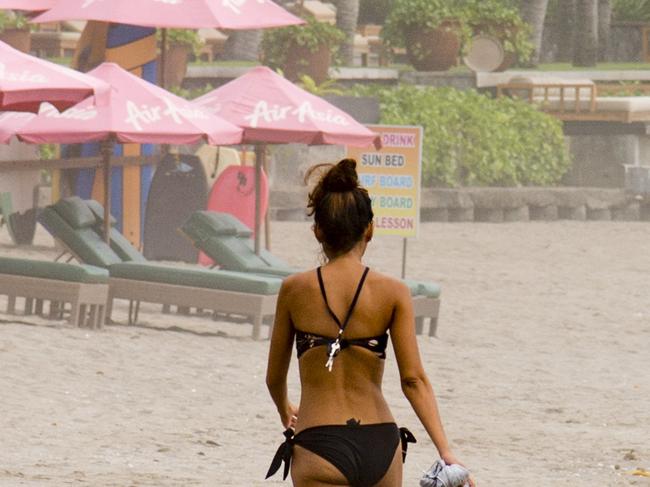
531,62,650,71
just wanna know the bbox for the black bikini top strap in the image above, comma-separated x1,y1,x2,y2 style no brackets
342,267,370,329
316,266,370,332
317,266,342,328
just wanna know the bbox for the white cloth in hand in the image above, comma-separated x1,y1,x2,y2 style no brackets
420,459,470,487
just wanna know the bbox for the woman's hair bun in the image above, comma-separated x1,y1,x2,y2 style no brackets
321,158,359,193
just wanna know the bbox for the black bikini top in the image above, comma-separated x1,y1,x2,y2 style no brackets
295,266,388,371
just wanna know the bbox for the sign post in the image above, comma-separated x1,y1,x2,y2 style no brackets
347,125,423,278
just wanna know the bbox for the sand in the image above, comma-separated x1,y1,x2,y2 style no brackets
1,221,649,486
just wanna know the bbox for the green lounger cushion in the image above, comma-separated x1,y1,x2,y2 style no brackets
52,196,96,229
84,199,145,263
402,279,441,298
85,199,117,227
183,211,237,241
108,262,282,295
417,281,441,298
183,211,296,274
39,206,122,268
0,257,109,283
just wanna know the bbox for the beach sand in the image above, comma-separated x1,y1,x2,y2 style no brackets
1,221,649,486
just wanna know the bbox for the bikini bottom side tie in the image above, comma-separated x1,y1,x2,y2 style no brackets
266,428,295,480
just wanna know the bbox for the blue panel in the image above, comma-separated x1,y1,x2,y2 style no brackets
75,169,95,199
141,60,157,84
107,24,156,48
140,163,154,238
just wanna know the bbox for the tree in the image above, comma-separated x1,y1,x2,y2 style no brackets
519,0,550,66
573,0,599,66
556,0,577,62
598,0,612,61
333,0,360,65
222,30,262,61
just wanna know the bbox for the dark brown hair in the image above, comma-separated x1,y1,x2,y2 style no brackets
306,158,374,256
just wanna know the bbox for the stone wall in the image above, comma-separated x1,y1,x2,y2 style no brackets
270,186,648,222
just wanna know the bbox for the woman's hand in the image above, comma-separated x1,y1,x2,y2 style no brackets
279,402,299,429
440,452,476,487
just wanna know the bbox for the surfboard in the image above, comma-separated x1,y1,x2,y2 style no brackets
59,22,157,249
198,164,269,266
143,153,208,263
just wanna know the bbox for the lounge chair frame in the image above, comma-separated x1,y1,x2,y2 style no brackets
50,235,277,339
0,274,108,328
413,296,441,337
107,277,276,339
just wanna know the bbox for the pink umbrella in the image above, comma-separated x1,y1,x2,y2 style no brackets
32,0,303,29
193,66,381,253
0,0,55,10
19,62,242,145
0,40,108,112
31,0,303,88
17,62,243,240
0,111,34,144
194,66,381,148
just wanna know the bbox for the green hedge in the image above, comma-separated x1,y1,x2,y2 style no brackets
354,85,570,187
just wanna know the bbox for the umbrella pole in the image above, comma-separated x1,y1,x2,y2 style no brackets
100,139,114,243
254,144,265,255
263,149,271,251
160,28,167,89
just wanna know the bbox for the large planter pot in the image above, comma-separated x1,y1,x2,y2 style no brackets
0,28,31,53
158,44,191,88
281,42,331,84
405,21,461,71
471,22,519,71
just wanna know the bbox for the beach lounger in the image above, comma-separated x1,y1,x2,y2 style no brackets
38,197,281,338
181,211,442,336
0,256,109,328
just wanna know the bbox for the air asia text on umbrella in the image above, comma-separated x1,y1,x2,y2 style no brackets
242,100,351,128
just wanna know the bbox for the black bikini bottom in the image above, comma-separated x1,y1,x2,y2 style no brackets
266,419,416,487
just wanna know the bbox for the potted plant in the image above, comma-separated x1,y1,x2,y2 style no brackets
158,29,204,88
464,0,532,71
261,16,345,84
382,0,467,71
0,11,32,53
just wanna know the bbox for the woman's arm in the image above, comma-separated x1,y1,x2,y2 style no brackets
266,278,298,429
390,281,453,459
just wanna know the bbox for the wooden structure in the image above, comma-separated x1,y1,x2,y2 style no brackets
30,22,81,58
496,77,650,123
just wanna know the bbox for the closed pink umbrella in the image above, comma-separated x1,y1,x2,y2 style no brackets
0,40,108,112
32,0,303,29
17,62,243,240
193,66,381,253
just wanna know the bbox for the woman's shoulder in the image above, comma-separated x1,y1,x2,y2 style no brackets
366,268,411,296
280,268,318,294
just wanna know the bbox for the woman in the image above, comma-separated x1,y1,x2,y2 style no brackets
266,159,473,486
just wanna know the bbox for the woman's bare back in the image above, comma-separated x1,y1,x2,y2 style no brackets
284,260,404,431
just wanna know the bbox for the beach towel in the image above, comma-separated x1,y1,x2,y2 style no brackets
420,459,470,487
